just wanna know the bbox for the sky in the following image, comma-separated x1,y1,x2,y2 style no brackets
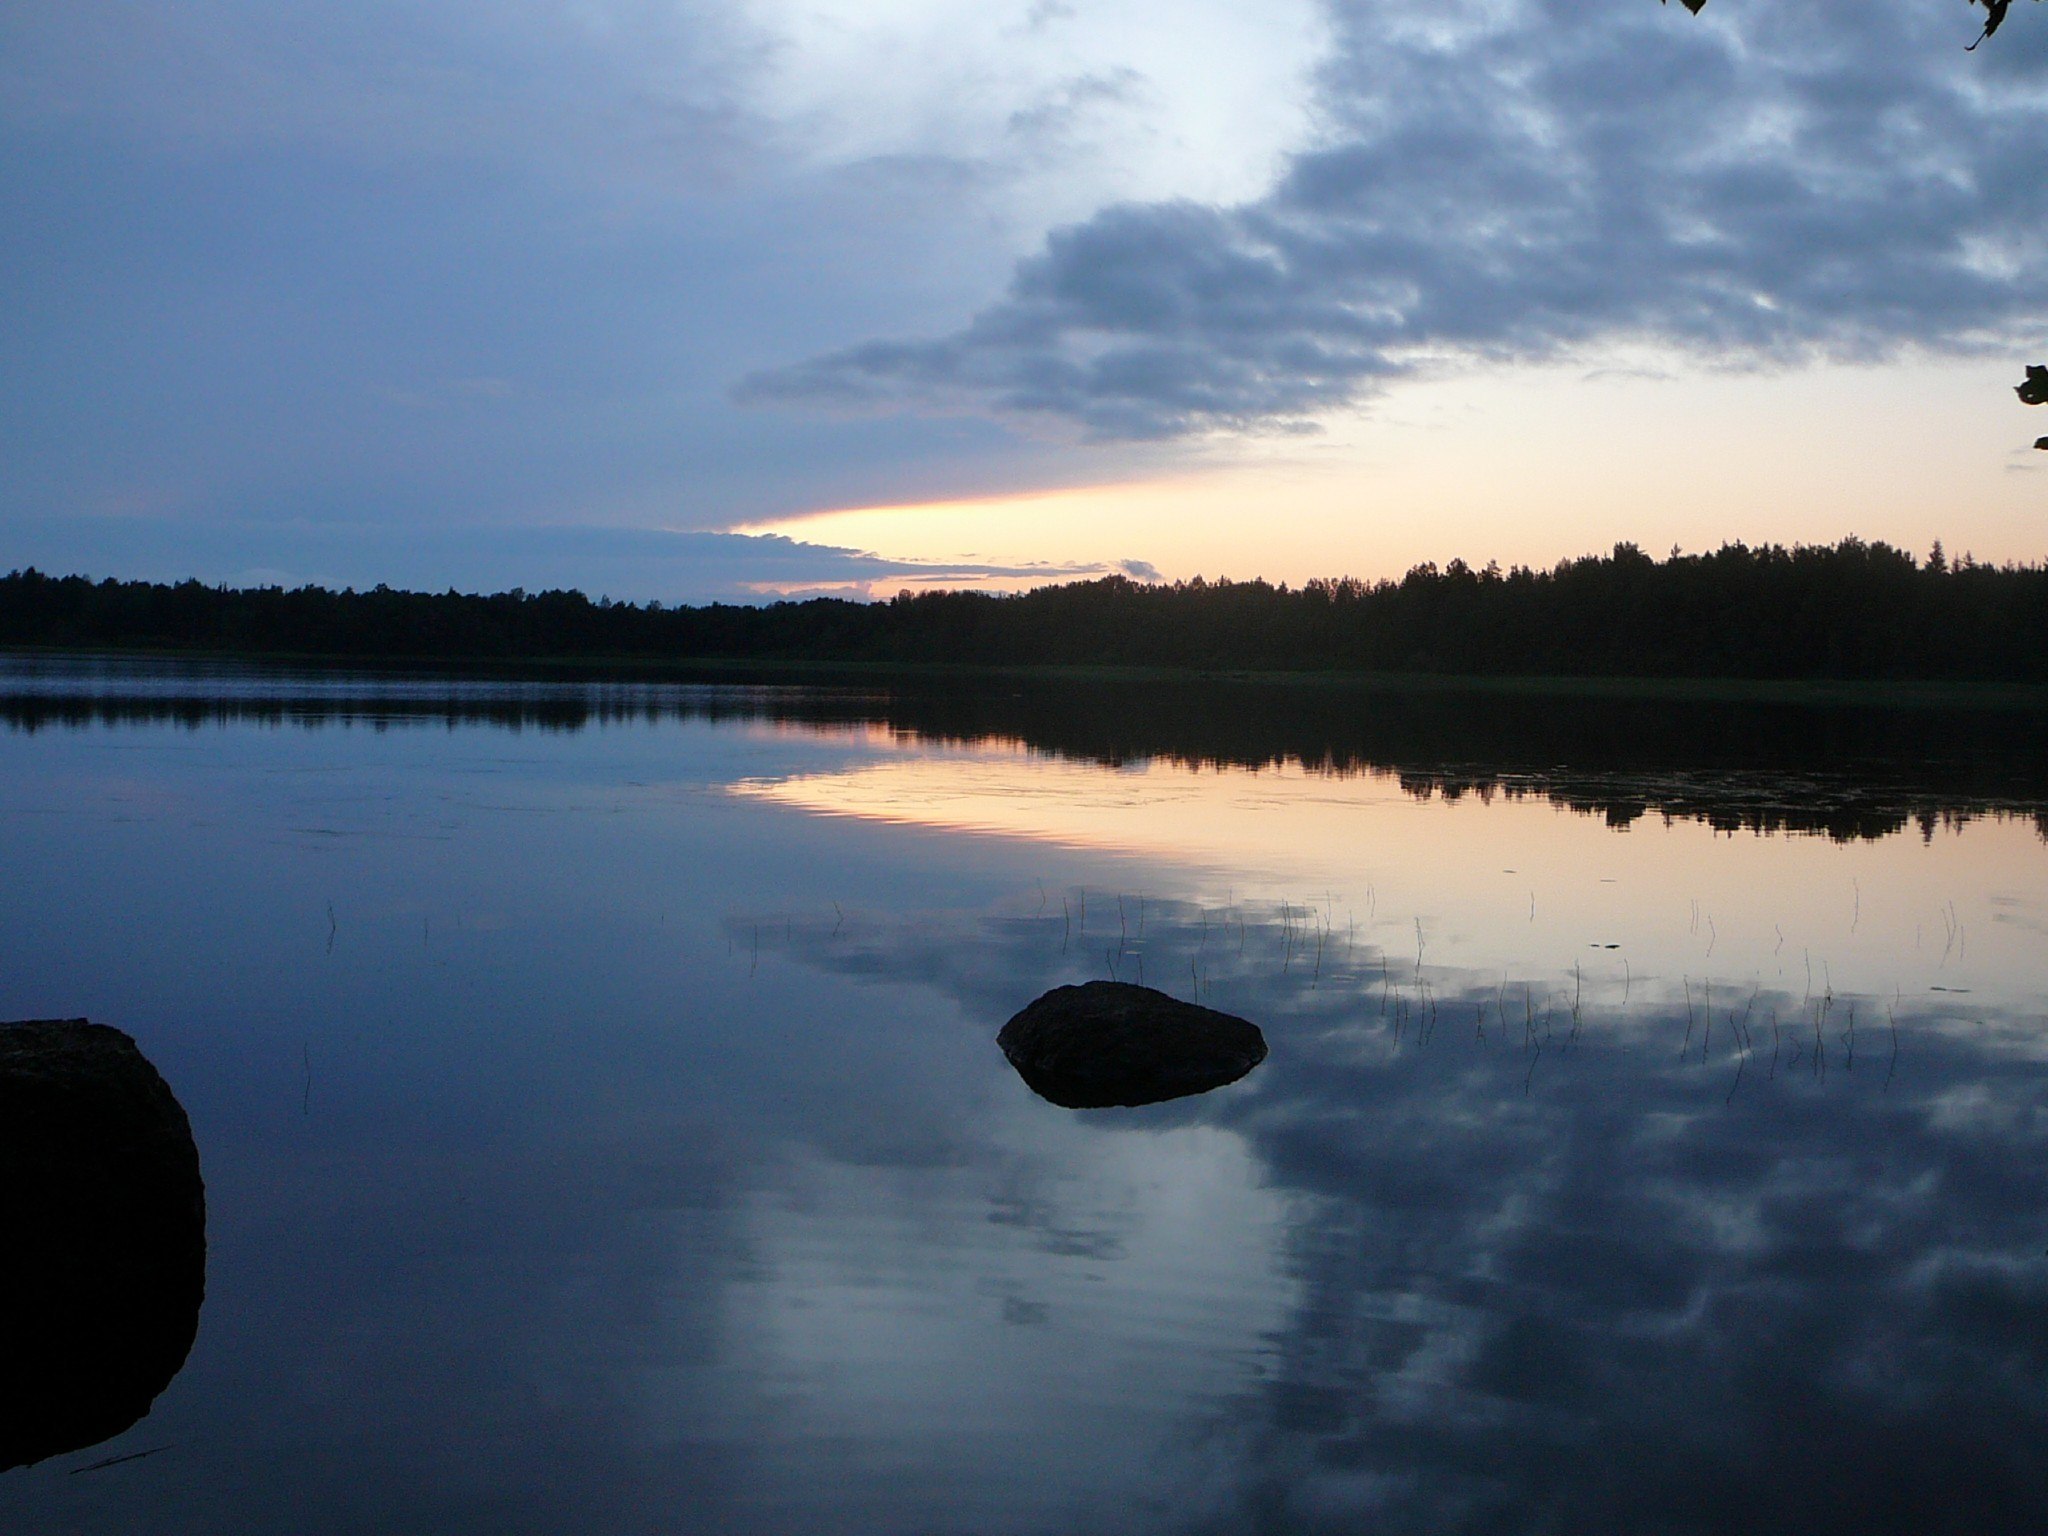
3,0,2045,602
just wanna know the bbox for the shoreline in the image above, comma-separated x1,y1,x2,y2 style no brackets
6,644,2047,711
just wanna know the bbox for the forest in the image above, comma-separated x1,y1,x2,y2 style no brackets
3,538,2045,682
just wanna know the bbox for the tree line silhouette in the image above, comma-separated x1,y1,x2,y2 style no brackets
3,538,2045,681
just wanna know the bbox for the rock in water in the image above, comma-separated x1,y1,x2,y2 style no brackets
997,982,1268,1109
0,1019,207,1471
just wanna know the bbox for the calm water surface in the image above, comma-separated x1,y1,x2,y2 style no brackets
2,658,2046,1534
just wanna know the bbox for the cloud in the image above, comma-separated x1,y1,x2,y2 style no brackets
746,0,2048,439
706,531,1164,599
0,0,1325,553
0,2,767,196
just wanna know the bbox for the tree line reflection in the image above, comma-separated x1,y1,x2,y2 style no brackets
4,667,2045,843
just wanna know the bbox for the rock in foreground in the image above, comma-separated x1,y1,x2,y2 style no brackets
0,1019,206,1471
997,982,1268,1109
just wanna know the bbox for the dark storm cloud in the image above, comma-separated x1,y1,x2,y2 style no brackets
748,0,2048,439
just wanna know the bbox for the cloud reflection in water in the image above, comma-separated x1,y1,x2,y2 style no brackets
746,888,2048,1533
3,667,2045,1532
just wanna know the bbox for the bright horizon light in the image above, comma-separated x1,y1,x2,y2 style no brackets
737,355,2048,594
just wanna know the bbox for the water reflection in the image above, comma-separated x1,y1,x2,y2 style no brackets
0,658,2043,1531
0,1019,205,1471
759,896,2048,1532
5,654,2045,843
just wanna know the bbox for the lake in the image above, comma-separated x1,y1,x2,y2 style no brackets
3,655,2046,1534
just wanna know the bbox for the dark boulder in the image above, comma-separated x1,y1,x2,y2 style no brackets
0,1019,206,1471
997,982,1268,1109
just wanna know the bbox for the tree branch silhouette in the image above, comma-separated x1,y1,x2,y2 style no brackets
1666,0,2037,48
2021,366,2048,450
1671,4,2044,448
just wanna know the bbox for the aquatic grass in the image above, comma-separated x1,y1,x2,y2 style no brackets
727,886,1944,1113
1886,995,1901,1091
